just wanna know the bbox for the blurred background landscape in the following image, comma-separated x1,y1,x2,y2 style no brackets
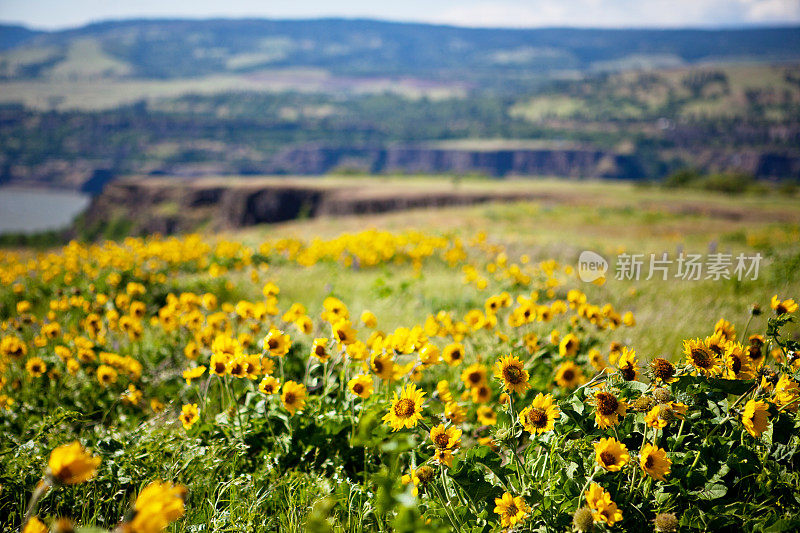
0,3,799,241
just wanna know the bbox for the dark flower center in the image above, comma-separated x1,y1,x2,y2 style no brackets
352,383,364,394
652,358,675,380
691,347,712,368
620,365,635,381
562,369,575,382
394,398,415,417
434,432,451,448
600,451,616,466
503,365,524,384
526,407,547,428
748,346,762,361
596,392,619,416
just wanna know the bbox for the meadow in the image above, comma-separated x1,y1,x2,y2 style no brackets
2,181,800,532
510,63,800,121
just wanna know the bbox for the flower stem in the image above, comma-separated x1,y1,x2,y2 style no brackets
671,419,685,453
507,394,526,492
700,383,758,448
434,472,461,530
742,314,754,340
224,376,246,442
577,467,599,508
21,479,51,531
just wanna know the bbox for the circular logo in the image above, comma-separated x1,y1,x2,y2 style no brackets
578,251,608,283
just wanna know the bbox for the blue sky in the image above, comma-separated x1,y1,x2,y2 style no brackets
1,0,799,30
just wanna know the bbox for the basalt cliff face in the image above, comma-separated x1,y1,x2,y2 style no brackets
268,145,643,179
79,177,562,235
7,144,799,194
79,173,800,237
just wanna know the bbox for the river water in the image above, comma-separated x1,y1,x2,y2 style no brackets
0,187,91,234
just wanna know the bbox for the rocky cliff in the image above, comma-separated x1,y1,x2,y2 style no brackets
79,177,576,235
269,145,642,179
78,174,800,238
8,142,800,193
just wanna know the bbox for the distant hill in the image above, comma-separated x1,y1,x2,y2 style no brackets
0,24,42,51
1,18,800,84
1,19,799,190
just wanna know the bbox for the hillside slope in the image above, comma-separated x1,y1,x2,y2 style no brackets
1,19,799,83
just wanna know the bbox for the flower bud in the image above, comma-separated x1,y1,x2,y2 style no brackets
632,395,654,412
653,388,672,404
573,507,594,532
654,512,679,532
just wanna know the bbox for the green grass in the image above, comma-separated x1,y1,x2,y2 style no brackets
511,62,800,121
0,45,61,78
47,39,132,79
0,68,463,110
227,178,800,358
508,95,591,121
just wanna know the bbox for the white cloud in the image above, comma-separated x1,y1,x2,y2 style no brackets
1,0,799,29
431,2,567,28
430,0,800,28
744,0,800,20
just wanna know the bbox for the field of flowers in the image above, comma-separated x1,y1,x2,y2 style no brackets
2,221,800,532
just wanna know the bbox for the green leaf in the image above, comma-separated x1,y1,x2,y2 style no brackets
568,395,585,416
767,315,793,338
694,482,727,500
617,380,649,395
565,461,580,480
771,412,795,446
707,378,754,395
763,518,800,533
468,445,512,488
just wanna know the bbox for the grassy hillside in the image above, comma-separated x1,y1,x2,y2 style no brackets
1,19,799,84
511,63,800,122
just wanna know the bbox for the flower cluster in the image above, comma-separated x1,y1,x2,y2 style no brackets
3,228,799,531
